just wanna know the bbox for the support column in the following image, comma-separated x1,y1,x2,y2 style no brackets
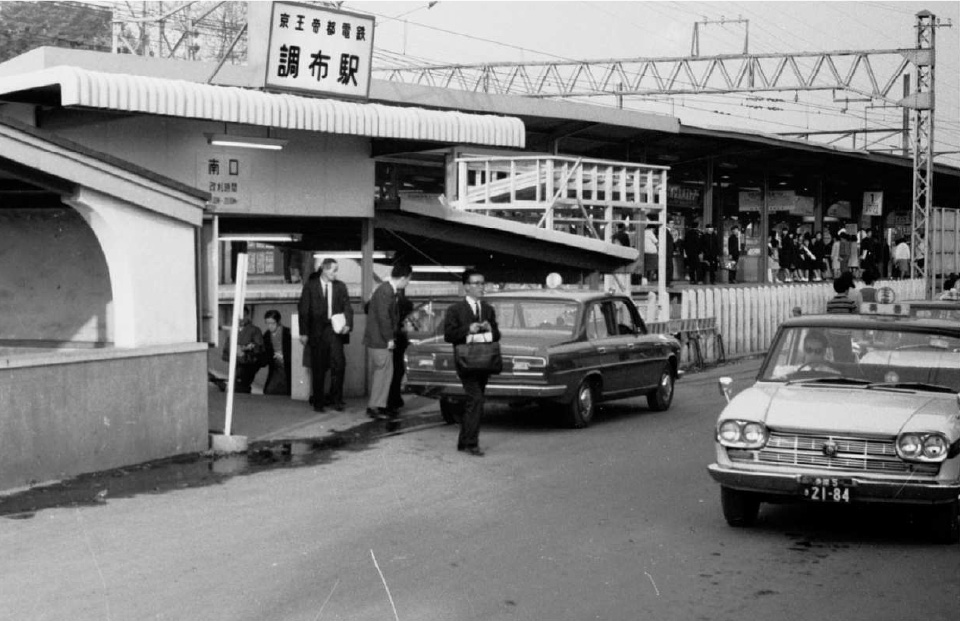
760,168,770,284
703,158,715,226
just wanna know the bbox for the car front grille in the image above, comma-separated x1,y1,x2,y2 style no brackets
727,431,941,476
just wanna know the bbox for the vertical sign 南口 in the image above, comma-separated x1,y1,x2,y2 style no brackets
264,2,375,99
198,152,249,211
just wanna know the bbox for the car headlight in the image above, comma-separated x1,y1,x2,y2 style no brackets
511,356,546,372
717,420,768,449
897,432,949,463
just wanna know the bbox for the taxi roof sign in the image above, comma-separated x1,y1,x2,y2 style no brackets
861,302,911,316
876,286,897,303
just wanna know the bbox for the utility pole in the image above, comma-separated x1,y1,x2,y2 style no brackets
906,11,935,296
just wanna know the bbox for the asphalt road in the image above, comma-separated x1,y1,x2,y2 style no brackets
1,362,958,621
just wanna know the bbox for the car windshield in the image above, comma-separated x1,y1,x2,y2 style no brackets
761,325,960,391
487,299,579,337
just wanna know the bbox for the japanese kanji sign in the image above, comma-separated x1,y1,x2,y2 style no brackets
862,191,884,216
197,152,250,211
264,2,375,99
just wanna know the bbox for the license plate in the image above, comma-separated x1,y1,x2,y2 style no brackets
800,477,851,503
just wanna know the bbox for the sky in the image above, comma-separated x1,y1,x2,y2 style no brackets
348,0,960,168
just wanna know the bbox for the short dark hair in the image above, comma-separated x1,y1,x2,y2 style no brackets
731,224,740,231
862,270,877,286
264,309,281,323
391,262,413,279
320,258,338,271
461,268,483,285
833,271,855,293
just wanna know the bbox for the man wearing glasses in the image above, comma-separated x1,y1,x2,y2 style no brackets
443,269,501,457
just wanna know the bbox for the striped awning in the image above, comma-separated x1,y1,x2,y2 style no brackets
0,66,525,148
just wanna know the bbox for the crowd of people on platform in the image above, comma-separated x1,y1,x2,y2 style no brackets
613,219,927,288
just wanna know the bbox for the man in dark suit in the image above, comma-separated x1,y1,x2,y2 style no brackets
298,258,354,412
727,224,741,284
387,288,415,412
443,268,501,457
683,224,702,284
701,223,721,284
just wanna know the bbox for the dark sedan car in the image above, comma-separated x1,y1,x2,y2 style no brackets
404,290,682,428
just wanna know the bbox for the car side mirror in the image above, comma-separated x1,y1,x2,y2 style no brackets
718,377,733,403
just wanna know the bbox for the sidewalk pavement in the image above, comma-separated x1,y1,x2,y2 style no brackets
207,385,444,445
208,354,765,449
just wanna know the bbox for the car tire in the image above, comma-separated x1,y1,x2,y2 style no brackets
565,379,597,429
439,397,463,425
929,499,960,544
646,363,675,411
721,486,760,527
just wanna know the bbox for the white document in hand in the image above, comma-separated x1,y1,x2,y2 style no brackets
331,313,347,334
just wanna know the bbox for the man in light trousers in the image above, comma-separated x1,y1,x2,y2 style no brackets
363,263,412,419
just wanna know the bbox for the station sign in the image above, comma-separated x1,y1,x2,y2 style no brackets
862,191,884,216
264,2,375,100
197,152,251,211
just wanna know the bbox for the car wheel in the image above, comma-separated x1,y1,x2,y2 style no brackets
720,486,760,527
439,397,463,425
565,379,596,429
929,499,960,544
646,364,675,411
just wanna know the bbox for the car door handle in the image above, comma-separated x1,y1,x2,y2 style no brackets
625,343,636,349
596,347,607,353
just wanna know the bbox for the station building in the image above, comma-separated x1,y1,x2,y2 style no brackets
0,3,957,491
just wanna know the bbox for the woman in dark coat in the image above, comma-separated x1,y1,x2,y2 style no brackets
263,309,292,396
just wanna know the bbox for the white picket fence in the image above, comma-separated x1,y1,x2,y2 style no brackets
644,279,925,365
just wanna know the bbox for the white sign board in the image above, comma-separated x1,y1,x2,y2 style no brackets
264,2,375,99
197,152,251,211
738,191,762,212
862,191,883,216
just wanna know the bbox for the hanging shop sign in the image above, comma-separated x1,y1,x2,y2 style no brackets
197,152,250,211
791,195,815,217
264,2,375,99
768,190,796,212
667,184,702,209
738,190,762,212
826,200,852,219
862,191,884,216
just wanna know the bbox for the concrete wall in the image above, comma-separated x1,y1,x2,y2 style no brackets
65,188,199,347
0,345,208,493
0,207,112,343
44,113,374,218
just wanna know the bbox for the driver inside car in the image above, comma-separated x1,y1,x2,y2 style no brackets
803,331,829,365
796,330,842,374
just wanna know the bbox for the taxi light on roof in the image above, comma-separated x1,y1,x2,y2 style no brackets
860,303,911,316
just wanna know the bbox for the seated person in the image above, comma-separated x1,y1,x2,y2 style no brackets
221,305,265,394
794,330,840,375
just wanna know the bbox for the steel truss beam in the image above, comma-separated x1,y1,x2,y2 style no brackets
375,48,920,105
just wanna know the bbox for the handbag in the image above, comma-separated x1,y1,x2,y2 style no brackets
454,341,503,374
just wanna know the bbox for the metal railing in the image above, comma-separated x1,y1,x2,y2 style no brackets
454,155,669,241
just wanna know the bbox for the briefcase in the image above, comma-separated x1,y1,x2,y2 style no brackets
454,342,503,374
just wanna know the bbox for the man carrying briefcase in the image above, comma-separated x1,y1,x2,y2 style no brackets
443,269,501,457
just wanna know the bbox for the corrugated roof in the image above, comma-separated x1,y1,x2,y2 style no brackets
0,66,526,148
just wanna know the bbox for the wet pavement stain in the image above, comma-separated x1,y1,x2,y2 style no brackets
0,414,441,519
